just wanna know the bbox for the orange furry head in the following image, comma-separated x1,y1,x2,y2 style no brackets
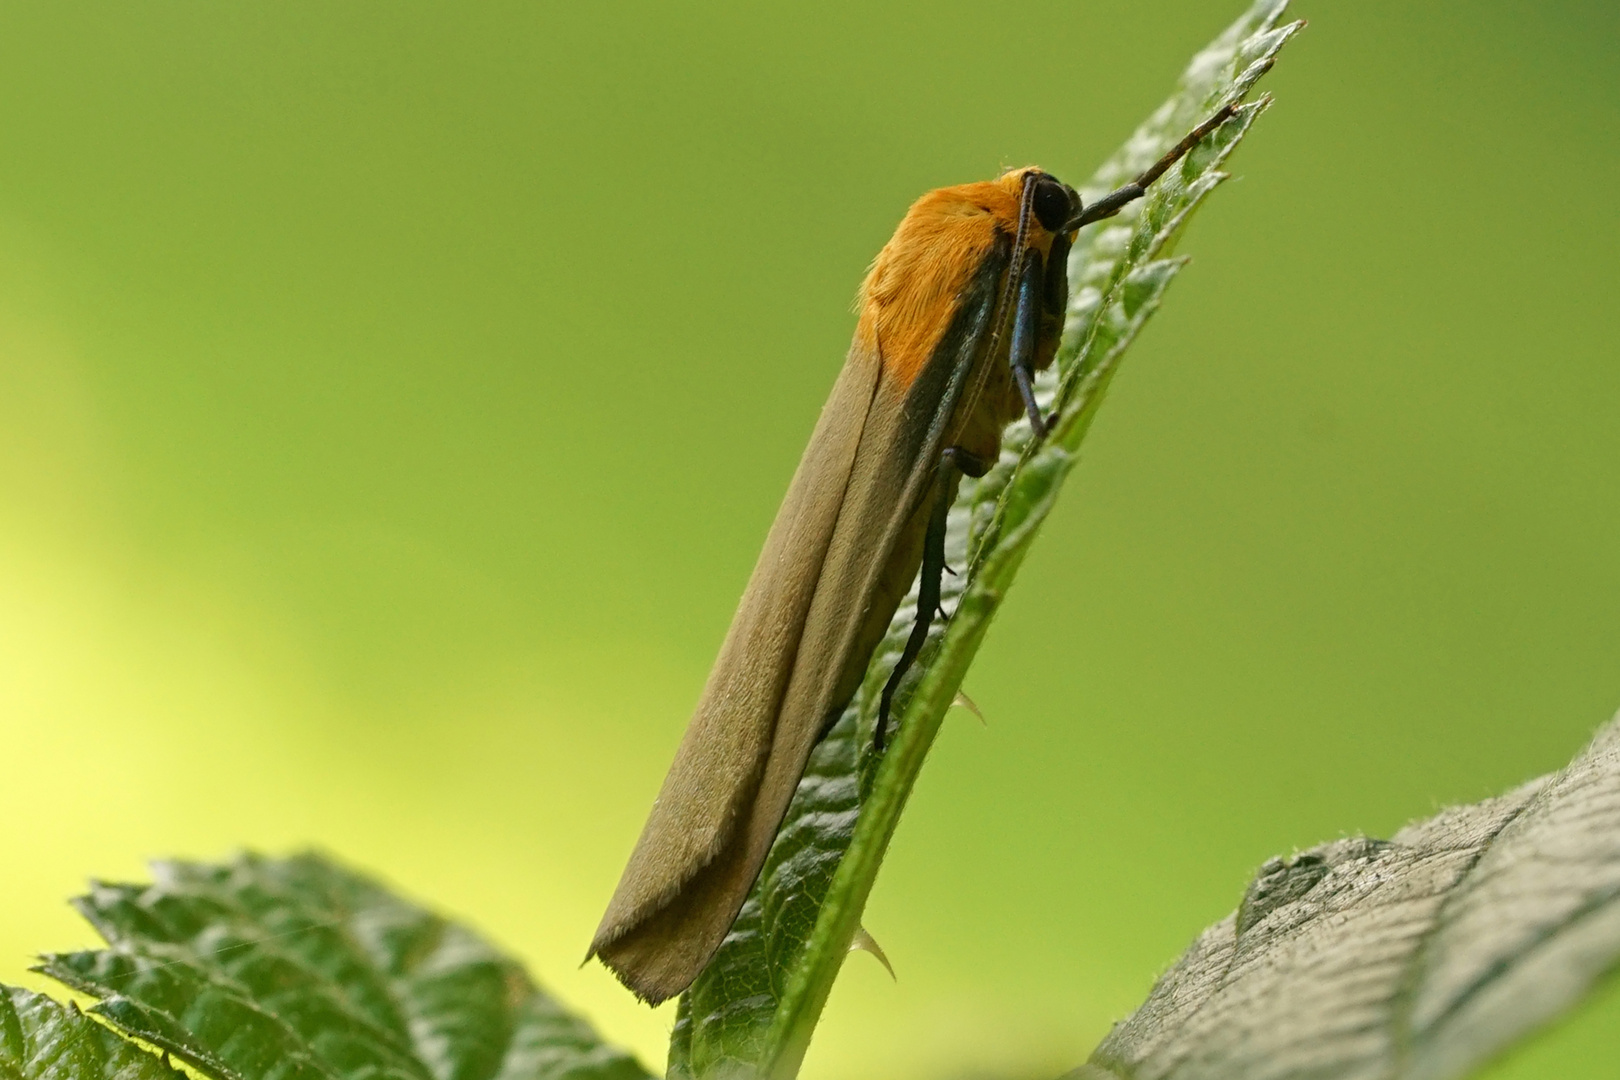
857,167,1075,390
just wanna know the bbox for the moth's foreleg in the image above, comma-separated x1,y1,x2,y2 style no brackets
1008,251,1050,439
874,446,989,753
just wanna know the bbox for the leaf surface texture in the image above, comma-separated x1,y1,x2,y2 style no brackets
1069,716,1620,1080
37,854,649,1080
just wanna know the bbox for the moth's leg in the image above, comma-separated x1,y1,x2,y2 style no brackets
875,446,990,752
1008,250,1049,439
1044,228,1072,317
1070,102,1237,229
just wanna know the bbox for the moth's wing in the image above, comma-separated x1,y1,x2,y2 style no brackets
590,239,1011,1004
714,239,1010,932
588,332,884,992
799,237,1012,725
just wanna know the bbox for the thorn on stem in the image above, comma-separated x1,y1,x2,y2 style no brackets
952,689,987,725
849,926,896,981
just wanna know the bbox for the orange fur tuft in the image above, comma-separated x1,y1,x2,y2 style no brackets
856,167,1062,390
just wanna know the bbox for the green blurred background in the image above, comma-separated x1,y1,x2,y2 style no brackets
1,1,1617,1077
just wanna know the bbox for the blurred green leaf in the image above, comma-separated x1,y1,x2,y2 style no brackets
667,3,1304,1077
0,984,186,1080
1068,712,1620,1080
36,853,649,1080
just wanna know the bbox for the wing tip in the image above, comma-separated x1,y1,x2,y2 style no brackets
589,931,691,1006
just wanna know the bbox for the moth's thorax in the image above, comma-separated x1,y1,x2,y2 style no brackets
857,167,1066,391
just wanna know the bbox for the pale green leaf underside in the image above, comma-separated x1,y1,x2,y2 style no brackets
0,985,186,1080
668,2,1305,1077
36,853,650,1080
1069,713,1620,1080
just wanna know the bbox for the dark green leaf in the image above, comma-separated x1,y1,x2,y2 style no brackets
1068,713,1620,1080
37,853,649,1080
667,3,1304,1077
0,984,185,1080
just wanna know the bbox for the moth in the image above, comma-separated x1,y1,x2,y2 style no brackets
590,105,1237,1005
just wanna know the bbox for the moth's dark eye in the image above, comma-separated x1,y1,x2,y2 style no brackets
1032,176,1075,233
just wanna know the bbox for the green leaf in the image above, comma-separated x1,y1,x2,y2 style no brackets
667,3,1305,1077
0,984,187,1080
1066,712,1620,1080
36,853,650,1080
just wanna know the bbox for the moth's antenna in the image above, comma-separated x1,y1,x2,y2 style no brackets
1065,101,1238,231
983,170,1039,369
